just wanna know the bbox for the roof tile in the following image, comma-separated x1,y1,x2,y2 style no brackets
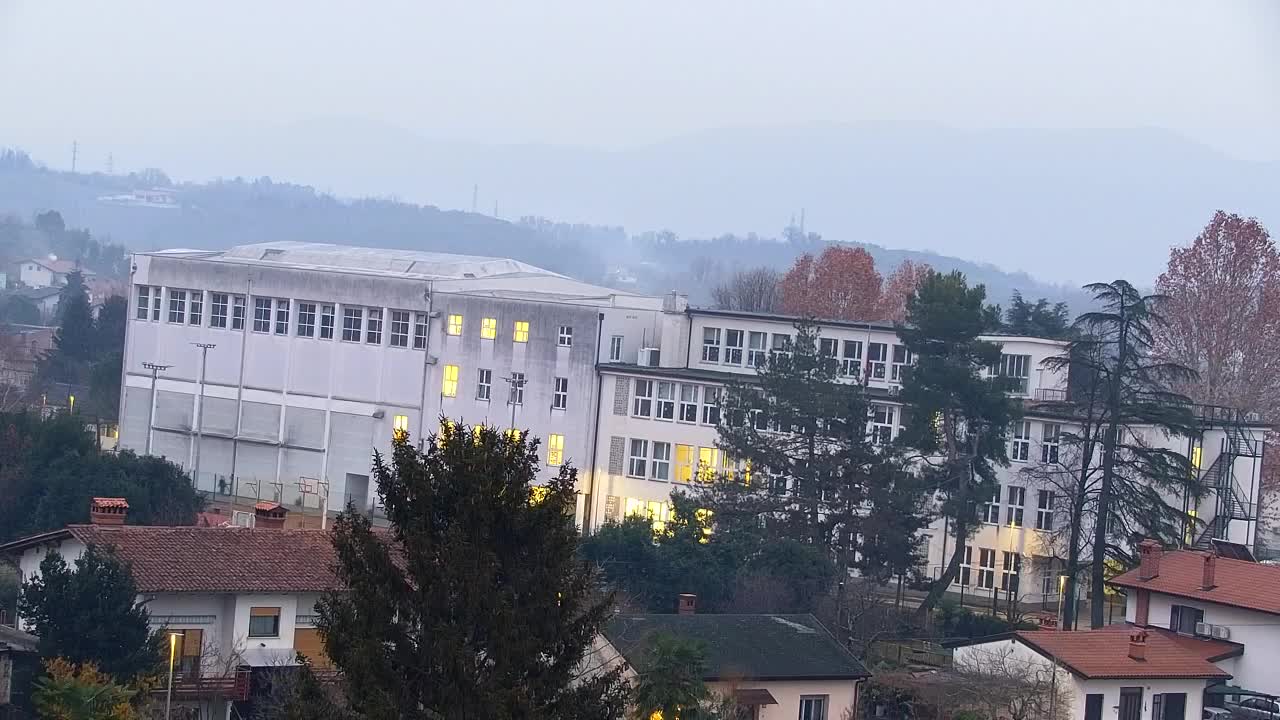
1015,625,1233,680
1110,549,1280,616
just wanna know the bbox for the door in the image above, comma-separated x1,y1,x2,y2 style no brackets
1158,693,1186,720
1120,687,1144,720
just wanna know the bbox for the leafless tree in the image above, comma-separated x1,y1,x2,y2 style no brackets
710,267,782,313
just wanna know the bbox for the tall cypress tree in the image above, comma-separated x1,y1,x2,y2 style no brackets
53,270,94,362
317,424,628,720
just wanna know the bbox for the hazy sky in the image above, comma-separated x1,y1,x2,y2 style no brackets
2,0,1277,165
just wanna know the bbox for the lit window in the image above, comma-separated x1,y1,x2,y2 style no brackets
513,321,530,343
553,377,568,410
389,310,410,347
168,289,187,323
393,414,409,440
441,364,459,397
697,447,719,482
547,434,565,466
366,308,383,345
674,445,694,482
248,607,281,638
558,325,573,347
438,419,456,446
447,314,463,336
530,486,550,505
506,428,523,442
342,307,363,341
477,369,492,400
319,304,334,339
628,439,649,478
297,302,316,337
481,317,497,340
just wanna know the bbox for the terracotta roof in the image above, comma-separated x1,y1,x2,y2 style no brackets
63,525,341,593
1110,549,1280,616
254,501,284,512
92,497,130,508
1012,625,1233,680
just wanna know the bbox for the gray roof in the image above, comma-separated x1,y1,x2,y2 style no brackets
0,625,38,653
603,613,870,681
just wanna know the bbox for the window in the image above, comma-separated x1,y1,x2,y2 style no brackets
509,372,525,405
558,325,573,347
392,414,409,439
481,317,497,340
413,312,428,348
983,486,1001,524
1006,485,1025,527
441,364,459,397
632,380,653,417
1084,695,1104,720
770,333,792,356
447,314,463,336
723,329,743,364
274,299,290,335
627,439,648,478
553,377,568,410
675,445,694,483
678,384,699,422
547,434,565,466
891,345,913,382
297,302,317,337
1153,693,1187,720
864,342,888,379
232,296,246,330
609,335,623,362
253,298,272,332
1011,421,1031,462
799,696,828,720
1169,604,1203,635
959,546,972,586
1041,423,1061,463
1036,490,1055,530
477,369,492,400
513,320,529,343
248,607,281,638
1001,552,1021,592
1042,571,1058,597
136,286,152,320
701,387,720,425
992,353,1031,394
701,327,721,362
977,549,996,589
841,340,863,377
210,292,229,328
747,331,767,366
342,306,363,341
188,291,203,325
697,447,719,482
871,405,896,445
651,441,671,481
168,289,187,323
366,308,383,344
320,304,335,339
173,628,204,675
390,310,410,347
655,381,675,420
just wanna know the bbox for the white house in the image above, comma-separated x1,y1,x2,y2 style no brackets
12,258,94,289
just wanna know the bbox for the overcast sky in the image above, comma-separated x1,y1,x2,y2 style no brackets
2,0,1277,165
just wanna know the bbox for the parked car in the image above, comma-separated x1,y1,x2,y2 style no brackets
1228,698,1280,720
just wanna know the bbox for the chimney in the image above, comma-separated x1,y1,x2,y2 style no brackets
1137,539,1162,581
677,594,697,615
254,501,288,529
90,497,129,525
1202,553,1217,590
1128,630,1148,661
1135,590,1150,627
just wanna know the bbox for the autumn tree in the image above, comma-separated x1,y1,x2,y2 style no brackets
779,246,882,321
710,267,782,313
1154,211,1280,419
876,260,933,323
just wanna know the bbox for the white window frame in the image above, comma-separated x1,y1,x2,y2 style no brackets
274,299,290,335
558,325,573,347
188,290,203,326
609,335,623,362
983,485,1001,524
891,345,913,382
1041,423,1061,464
841,340,863,378
231,295,245,330
977,548,996,590
678,384,699,423
168,289,187,324
627,439,649,478
651,441,671,481
1036,490,1055,530
319,303,335,340
509,372,525,405
413,312,428,348
723,329,743,365
632,379,653,418
799,695,828,720
389,310,410,347
136,286,152,320
366,308,383,345
700,386,720,426
209,292,229,328
553,377,568,410
871,405,895,445
867,342,888,379
253,298,272,332
747,331,767,367
701,327,721,363
342,306,363,342
441,364,459,398
547,434,565,466
1011,421,1031,462
655,381,675,420
1006,485,1025,527
296,302,317,338
477,368,492,401
1001,552,1022,593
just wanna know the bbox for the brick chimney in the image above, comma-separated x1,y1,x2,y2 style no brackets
1128,630,1148,661
1202,553,1217,590
1135,590,1150,626
90,497,129,525
1137,539,1162,581
677,594,697,615
254,501,288,529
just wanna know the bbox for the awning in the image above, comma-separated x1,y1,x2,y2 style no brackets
734,688,778,706
1205,684,1277,700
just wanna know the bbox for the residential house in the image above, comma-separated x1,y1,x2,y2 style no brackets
599,600,870,720
8,287,62,324
0,324,55,392
0,625,38,715
12,259,94,289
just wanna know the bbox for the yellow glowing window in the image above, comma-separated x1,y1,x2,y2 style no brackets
625,497,646,517
481,317,497,339
441,364,459,397
530,485,549,505
647,501,669,532
437,418,455,447
472,424,485,442
1191,446,1202,470
507,428,523,442
547,433,565,466
392,414,409,440
697,447,719,482
675,444,694,483
695,508,714,540
446,314,463,336
513,321,530,343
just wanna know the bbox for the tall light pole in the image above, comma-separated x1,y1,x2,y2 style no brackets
502,374,526,434
165,630,183,720
191,343,216,489
141,362,173,455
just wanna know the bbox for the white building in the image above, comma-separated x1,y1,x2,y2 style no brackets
119,242,668,518
12,258,94,288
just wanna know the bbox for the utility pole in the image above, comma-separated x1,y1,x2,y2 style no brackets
141,362,173,455
502,374,526,433
191,343,216,489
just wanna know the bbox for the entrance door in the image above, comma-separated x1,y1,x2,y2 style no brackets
1120,687,1144,720
1159,693,1187,720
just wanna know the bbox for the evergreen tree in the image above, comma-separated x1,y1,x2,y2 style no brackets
897,271,1018,618
630,635,713,720
53,271,94,362
19,547,163,684
316,423,629,720
1002,292,1072,339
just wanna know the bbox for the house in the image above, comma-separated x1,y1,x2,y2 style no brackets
0,625,38,714
0,323,55,391
0,499,342,720
950,626,1233,720
12,258,94,289
1110,541,1280,700
599,600,870,720
9,287,63,323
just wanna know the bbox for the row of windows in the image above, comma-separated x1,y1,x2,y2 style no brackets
1009,421,1061,463
698,325,912,381
602,495,714,537
436,419,568,467
957,547,1023,592
442,313,574,347
625,438,743,484
439,365,570,410
981,485,1056,530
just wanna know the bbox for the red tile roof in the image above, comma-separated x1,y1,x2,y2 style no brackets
1014,625,1233,680
254,501,284,512
92,497,130,508
1110,549,1280,616
64,525,341,593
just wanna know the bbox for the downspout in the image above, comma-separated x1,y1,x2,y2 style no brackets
414,280,435,447
584,311,606,533
684,309,694,369
229,277,252,501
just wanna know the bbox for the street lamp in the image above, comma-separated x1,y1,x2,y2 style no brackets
502,374,527,434
165,630,184,720
141,362,173,456
191,343,216,489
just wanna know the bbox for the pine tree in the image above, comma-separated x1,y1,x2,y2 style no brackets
316,423,629,720
53,270,94,362
897,271,1019,619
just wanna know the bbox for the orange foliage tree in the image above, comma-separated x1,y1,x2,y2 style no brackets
876,260,934,323
779,246,883,321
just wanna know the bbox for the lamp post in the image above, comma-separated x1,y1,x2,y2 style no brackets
165,631,184,720
502,374,526,434
191,343,216,489
141,362,173,455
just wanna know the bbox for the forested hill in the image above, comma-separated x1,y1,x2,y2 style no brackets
0,148,1085,307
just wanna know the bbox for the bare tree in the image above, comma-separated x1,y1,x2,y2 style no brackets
710,266,782,313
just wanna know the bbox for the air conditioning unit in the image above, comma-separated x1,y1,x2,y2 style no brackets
1211,625,1231,640
1195,622,1211,637
637,347,660,367
232,510,255,528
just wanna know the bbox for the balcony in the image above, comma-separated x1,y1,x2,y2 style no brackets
1034,388,1068,402
154,669,252,701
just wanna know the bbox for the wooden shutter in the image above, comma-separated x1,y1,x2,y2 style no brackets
293,628,330,668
